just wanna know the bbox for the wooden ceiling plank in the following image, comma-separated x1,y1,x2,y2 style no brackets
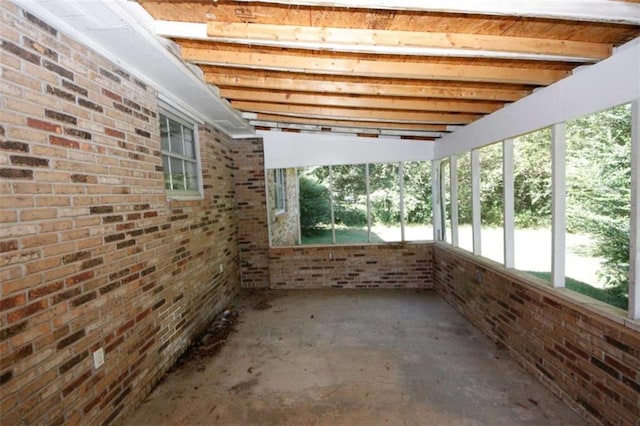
233,101,480,123
203,21,610,61
227,0,640,25
182,47,569,85
206,72,531,101
254,114,450,131
219,88,504,113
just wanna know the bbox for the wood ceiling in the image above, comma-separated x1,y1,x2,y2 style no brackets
138,0,640,141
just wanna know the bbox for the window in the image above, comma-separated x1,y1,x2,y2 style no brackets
273,168,286,213
160,113,200,197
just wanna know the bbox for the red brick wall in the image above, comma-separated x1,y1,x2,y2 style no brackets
269,243,433,289
433,243,640,425
233,138,270,288
0,3,240,424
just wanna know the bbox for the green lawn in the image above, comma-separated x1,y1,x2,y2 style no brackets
302,227,384,245
525,271,628,310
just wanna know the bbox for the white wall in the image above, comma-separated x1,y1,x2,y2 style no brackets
262,131,434,168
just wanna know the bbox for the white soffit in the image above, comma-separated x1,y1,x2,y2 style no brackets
434,37,640,159
13,0,255,138
261,131,434,169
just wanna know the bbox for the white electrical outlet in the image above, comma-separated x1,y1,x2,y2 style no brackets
219,264,224,273
93,348,105,369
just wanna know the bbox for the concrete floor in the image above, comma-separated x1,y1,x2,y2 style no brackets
123,290,583,426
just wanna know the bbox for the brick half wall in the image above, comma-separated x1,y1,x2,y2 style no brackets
433,243,640,425
269,243,433,289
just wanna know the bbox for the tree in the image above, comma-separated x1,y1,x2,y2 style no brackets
566,104,631,295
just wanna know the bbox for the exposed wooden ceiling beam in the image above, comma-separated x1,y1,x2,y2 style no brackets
197,21,609,62
253,114,451,131
229,0,640,25
232,101,480,123
182,47,570,85
220,88,504,113
250,120,444,138
203,69,532,101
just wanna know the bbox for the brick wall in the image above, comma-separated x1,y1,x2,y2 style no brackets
269,243,433,289
233,138,269,288
268,167,299,246
0,3,240,424
433,243,640,425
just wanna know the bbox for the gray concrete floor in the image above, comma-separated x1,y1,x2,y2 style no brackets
123,290,583,426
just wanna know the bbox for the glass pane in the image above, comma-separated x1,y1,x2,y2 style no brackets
169,119,183,155
299,166,333,244
480,142,504,264
514,128,552,281
457,152,473,252
170,157,185,190
332,164,370,243
566,104,630,310
442,161,451,243
160,115,170,151
185,161,197,191
403,161,432,241
163,155,171,189
184,127,195,159
369,162,401,242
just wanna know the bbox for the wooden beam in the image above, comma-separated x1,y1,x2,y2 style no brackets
220,88,504,113
234,101,479,123
206,70,531,101
228,0,640,25
254,113,450,131
203,21,610,61
182,48,570,85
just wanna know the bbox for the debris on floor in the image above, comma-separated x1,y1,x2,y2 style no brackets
171,307,238,371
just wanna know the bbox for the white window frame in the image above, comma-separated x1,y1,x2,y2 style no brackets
160,109,203,200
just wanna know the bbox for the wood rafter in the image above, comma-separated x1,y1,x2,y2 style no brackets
204,21,611,61
220,88,504,114
204,68,532,101
181,47,570,85
232,101,480,123
253,114,451,132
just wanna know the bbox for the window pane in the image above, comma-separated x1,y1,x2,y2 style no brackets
169,120,183,155
300,166,333,244
185,161,197,191
332,164,370,243
184,128,195,158
480,142,504,263
442,160,451,243
514,128,552,280
170,157,185,190
160,115,170,151
457,152,473,252
369,162,401,242
566,104,630,310
163,156,171,189
403,161,432,241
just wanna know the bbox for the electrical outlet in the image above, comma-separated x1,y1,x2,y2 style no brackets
219,264,224,273
93,348,105,369
475,271,483,284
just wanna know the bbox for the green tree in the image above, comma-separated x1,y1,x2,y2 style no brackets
566,104,631,295
298,174,331,235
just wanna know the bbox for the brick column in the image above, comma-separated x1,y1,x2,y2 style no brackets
233,138,270,288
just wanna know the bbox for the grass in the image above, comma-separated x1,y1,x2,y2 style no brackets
302,227,384,245
525,271,628,310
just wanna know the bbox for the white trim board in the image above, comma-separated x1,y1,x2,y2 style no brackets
261,131,434,169
434,38,640,159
